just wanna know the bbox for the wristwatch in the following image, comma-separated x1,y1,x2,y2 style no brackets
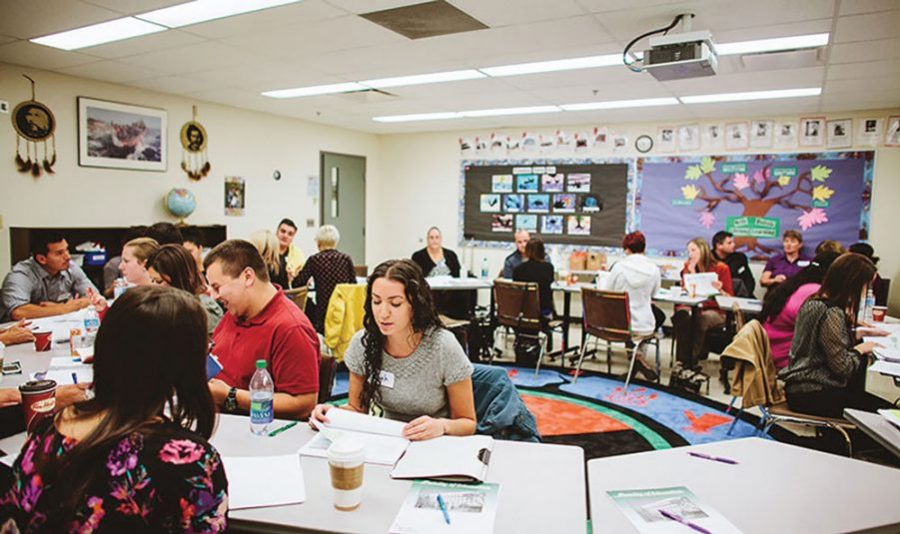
223,387,238,413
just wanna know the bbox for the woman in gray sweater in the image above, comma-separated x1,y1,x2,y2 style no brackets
779,253,890,418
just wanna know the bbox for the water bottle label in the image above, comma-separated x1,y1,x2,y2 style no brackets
250,399,273,424
113,286,127,299
84,318,100,331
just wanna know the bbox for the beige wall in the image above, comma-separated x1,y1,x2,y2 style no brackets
0,62,379,277
372,112,900,312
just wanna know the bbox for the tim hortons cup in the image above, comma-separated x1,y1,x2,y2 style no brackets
19,379,57,433
327,438,365,510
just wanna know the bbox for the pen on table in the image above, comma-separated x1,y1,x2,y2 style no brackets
71,372,78,384
659,509,711,534
688,451,738,465
436,494,451,525
267,421,299,437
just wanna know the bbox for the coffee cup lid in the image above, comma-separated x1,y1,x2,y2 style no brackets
327,437,365,460
19,379,57,393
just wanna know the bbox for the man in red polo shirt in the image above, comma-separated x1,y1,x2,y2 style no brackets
204,239,319,419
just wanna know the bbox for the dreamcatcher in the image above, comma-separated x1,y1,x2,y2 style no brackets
180,105,210,180
12,75,56,177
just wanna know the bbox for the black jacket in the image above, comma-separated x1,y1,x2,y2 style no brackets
411,247,461,278
716,251,755,297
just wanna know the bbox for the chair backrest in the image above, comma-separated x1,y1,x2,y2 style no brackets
318,355,336,404
284,287,309,310
493,280,543,332
354,265,368,277
875,277,890,307
581,287,631,342
732,302,746,331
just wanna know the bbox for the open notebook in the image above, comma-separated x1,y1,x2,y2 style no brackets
299,409,409,465
391,434,494,483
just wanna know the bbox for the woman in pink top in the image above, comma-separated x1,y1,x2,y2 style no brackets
759,251,841,369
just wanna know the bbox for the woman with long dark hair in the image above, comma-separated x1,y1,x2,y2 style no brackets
147,244,224,335
760,250,841,369
311,259,475,440
0,286,228,531
779,253,891,417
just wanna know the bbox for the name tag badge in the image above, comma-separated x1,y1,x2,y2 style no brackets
379,370,396,389
737,266,746,274
797,260,810,268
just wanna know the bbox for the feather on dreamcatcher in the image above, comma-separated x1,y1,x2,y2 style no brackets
12,75,56,177
180,105,210,180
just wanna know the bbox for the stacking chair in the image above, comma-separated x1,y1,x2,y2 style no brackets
284,287,309,311
574,288,660,391
317,334,336,404
492,280,563,376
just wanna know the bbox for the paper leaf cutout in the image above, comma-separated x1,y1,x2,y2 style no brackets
753,169,766,184
798,208,828,230
681,184,700,200
684,165,703,181
733,173,750,190
811,165,832,182
812,185,834,202
777,175,791,187
699,211,715,229
699,157,715,174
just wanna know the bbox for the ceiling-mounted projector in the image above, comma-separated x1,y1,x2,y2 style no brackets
644,30,717,81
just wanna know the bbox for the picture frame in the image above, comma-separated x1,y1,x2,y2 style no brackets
750,120,774,148
725,122,749,150
826,118,853,148
78,97,167,171
886,116,900,147
799,116,825,147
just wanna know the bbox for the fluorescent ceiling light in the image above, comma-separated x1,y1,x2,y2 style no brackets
480,54,630,77
680,87,821,104
138,0,301,28
460,105,561,118
717,33,829,56
560,97,679,111
30,17,166,50
262,82,367,98
362,70,486,89
373,112,463,123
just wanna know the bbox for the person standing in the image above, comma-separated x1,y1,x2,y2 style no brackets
712,230,755,297
276,218,305,286
295,225,357,333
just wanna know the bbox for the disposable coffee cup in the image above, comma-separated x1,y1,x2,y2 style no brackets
33,330,52,352
19,379,57,433
327,438,365,511
872,306,887,322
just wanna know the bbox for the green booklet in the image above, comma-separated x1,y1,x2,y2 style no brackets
608,486,742,533
390,480,500,534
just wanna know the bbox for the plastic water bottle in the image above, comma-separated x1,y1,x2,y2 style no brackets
480,257,489,279
249,359,274,435
864,288,876,323
83,305,100,346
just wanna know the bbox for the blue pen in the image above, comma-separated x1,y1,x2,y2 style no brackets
436,494,451,525
71,372,78,384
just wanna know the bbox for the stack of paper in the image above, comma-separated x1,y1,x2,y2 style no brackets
300,409,409,465
29,310,86,342
866,334,900,362
607,486,742,534
221,454,306,510
390,480,500,534
32,356,93,384
682,273,720,297
391,435,494,483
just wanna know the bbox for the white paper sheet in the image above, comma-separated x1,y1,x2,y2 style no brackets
326,409,406,437
299,430,409,465
870,359,900,378
222,454,306,510
33,366,93,384
682,272,720,297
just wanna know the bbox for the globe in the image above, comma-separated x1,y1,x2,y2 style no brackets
165,188,196,221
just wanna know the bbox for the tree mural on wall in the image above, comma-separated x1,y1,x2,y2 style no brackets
678,156,834,254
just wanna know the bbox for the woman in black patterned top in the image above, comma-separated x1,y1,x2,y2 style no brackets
296,225,357,333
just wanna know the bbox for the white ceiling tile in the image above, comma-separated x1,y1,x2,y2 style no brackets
117,40,260,75
833,12,900,43
450,0,588,27
825,77,900,94
296,41,467,78
202,62,336,92
713,19,834,43
577,0,689,13
177,1,347,39
320,0,421,15
0,35,17,45
57,60,165,83
838,0,900,16
78,30,205,60
0,41,101,70
529,80,673,103
686,99,822,119
826,59,900,80
81,0,186,15
0,0,122,39
662,67,826,94
828,38,900,64
125,74,222,95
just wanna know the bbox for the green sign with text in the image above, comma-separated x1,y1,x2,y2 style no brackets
720,162,747,174
726,216,780,238
772,166,798,177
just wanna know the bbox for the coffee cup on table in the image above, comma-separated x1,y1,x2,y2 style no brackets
872,306,887,323
33,330,52,352
327,438,365,511
19,380,57,433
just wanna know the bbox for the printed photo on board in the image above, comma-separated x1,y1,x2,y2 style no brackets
567,215,591,235
491,214,514,232
527,194,550,213
492,174,513,192
480,194,501,212
567,173,591,192
516,174,539,192
553,194,577,213
541,215,564,234
541,173,564,192
503,194,525,212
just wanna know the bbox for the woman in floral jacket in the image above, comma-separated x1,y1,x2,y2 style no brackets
0,286,227,532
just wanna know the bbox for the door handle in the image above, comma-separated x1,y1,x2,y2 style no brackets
330,166,339,218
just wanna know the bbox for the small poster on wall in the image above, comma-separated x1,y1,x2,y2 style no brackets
516,214,538,232
703,124,724,150
750,120,773,148
857,118,882,146
657,126,676,152
480,194,501,212
567,215,591,235
725,122,749,150
678,124,700,152
827,119,853,148
774,122,797,149
541,215,563,234
491,214,514,232
225,176,245,216
885,116,900,147
800,117,825,146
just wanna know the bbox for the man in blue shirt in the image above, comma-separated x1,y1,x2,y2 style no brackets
0,233,97,321
502,229,530,279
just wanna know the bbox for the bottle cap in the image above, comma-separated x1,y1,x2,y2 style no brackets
255,359,266,369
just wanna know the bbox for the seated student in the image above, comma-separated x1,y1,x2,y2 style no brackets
411,227,461,278
276,218,305,284
146,221,184,245
602,231,663,381
204,240,320,420
779,253,891,417
671,237,733,369
295,225,357,334
181,225,207,275
147,244,224,335
0,232,97,321
119,237,160,287
848,242,888,306
815,239,845,255
311,259,475,440
759,251,841,370
102,225,147,297
502,229,530,278
0,286,227,530
513,238,556,320
712,230,755,297
250,229,290,289
761,230,811,288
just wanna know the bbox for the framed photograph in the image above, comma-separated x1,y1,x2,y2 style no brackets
774,121,797,149
750,120,774,148
826,118,852,148
799,117,825,147
657,126,676,152
225,176,245,216
885,116,900,147
857,118,882,146
703,123,724,150
678,124,700,152
77,97,166,171
725,122,749,150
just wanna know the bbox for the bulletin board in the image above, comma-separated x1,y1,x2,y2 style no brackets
636,151,874,260
461,160,630,247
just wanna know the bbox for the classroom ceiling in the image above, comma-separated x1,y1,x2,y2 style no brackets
1,0,899,134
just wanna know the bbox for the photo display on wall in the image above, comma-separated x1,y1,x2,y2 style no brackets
463,161,628,246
